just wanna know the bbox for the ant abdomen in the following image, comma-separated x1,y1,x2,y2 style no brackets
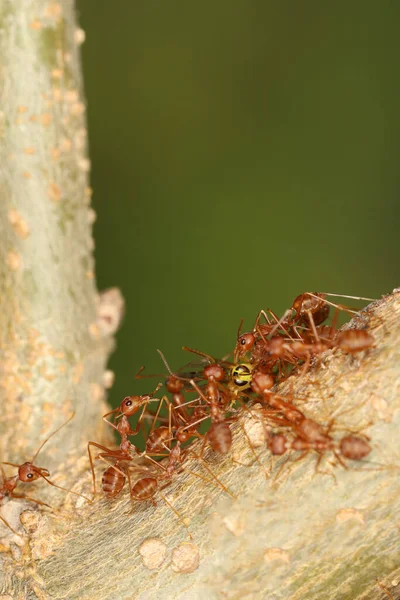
292,292,326,316
335,330,374,354
102,465,126,498
207,422,232,454
340,435,371,460
131,477,158,501
146,427,171,454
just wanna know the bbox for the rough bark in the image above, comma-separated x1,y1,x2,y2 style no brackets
0,0,119,472
1,290,399,600
0,2,399,600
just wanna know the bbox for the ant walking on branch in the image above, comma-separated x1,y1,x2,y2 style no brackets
1,413,91,536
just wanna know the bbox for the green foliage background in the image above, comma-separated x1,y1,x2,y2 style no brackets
77,1,400,409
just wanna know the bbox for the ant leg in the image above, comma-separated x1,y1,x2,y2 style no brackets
148,395,172,438
272,454,293,483
102,409,120,434
268,309,293,338
264,309,296,341
0,514,22,536
130,394,165,437
273,449,310,483
188,450,236,499
142,454,168,471
306,293,359,316
376,579,395,600
198,434,208,460
38,474,92,504
11,492,51,508
312,453,338,483
96,455,130,479
306,310,320,342
150,382,163,396
238,422,269,479
253,309,272,330
225,401,268,478
126,468,137,513
332,451,348,471
157,489,193,539
181,468,217,486
298,353,311,378
87,441,122,495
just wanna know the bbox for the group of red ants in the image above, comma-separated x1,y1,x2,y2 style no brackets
0,292,377,539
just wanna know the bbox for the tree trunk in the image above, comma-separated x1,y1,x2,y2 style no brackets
0,2,399,599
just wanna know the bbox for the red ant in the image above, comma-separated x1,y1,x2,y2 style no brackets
335,329,375,354
135,365,193,424
157,349,269,477
1,414,91,536
263,400,371,479
235,293,375,384
97,439,194,537
99,400,235,539
157,348,236,455
88,383,163,497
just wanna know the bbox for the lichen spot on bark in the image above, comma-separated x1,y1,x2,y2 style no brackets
171,542,200,574
139,538,167,570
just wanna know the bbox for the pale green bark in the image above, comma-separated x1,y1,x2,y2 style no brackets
0,0,119,532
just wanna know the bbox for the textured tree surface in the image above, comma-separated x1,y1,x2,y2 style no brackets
1,290,399,600
0,2,399,600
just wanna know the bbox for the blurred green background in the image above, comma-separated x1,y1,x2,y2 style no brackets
77,1,400,410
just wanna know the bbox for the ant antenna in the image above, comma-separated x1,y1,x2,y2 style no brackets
157,349,191,383
182,346,215,363
135,365,166,380
31,412,75,463
237,318,244,339
36,472,92,503
319,292,376,302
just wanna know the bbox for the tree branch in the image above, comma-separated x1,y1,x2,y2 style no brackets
0,0,121,526
0,3,399,600
2,290,399,599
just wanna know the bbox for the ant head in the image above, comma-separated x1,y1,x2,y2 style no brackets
204,364,225,382
175,429,191,443
119,395,143,417
18,462,50,483
166,376,184,393
236,333,255,356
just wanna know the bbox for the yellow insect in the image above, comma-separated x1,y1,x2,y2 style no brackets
230,363,253,392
